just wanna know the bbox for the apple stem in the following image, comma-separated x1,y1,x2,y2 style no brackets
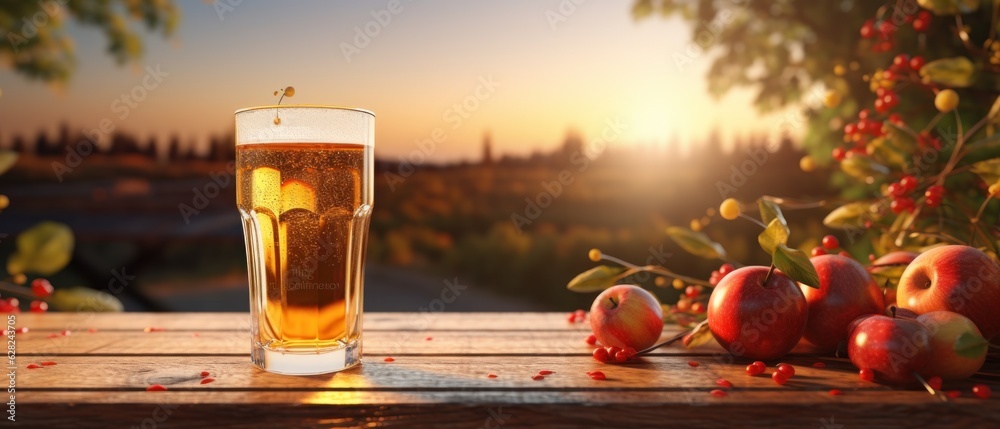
608,297,618,309
912,372,948,403
636,329,692,355
762,264,776,286
890,305,897,319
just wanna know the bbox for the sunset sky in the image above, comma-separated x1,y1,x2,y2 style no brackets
0,0,790,161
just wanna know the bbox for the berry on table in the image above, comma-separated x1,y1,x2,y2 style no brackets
972,384,992,400
776,363,795,378
593,347,610,363
587,371,606,380
710,389,728,397
859,368,875,382
772,371,789,385
614,351,629,363
746,361,766,376
688,361,699,367
585,334,597,345
829,389,844,396
716,378,733,388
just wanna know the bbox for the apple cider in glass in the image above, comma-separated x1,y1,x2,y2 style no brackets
235,106,373,375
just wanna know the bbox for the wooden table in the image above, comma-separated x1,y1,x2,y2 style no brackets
15,313,1000,428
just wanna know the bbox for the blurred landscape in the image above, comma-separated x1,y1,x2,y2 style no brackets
0,127,835,311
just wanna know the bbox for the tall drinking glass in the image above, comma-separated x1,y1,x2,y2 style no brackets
235,105,373,375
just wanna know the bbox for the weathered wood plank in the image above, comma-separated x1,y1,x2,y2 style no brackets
18,329,833,357
14,312,593,332
16,355,908,391
16,392,1000,429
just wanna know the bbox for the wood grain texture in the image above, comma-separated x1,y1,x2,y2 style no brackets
15,312,589,331
18,355,916,391
14,312,1000,428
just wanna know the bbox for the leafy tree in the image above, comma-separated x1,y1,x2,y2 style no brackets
0,0,178,83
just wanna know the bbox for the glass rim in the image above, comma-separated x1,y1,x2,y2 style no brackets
234,104,375,117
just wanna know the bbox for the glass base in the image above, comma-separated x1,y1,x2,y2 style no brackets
251,339,361,375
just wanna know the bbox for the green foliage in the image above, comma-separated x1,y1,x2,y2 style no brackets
47,287,124,312
7,221,74,275
917,0,981,15
566,265,628,292
773,244,820,288
0,0,179,83
758,218,789,255
920,57,976,87
665,226,727,260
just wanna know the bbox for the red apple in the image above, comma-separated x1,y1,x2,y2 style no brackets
848,314,931,385
916,311,987,380
801,255,884,352
707,266,808,360
589,285,663,350
897,245,1000,340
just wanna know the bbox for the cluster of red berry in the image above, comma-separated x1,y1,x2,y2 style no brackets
859,10,931,52
673,263,734,317
708,263,734,286
0,278,52,313
886,175,946,213
810,235,846,257
566,308,587,323
835,109,886,161
592,345,638,363
746,361,796,385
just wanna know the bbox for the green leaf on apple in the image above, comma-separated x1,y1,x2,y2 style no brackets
773,244,820,288
919,56,976,87
823,202,870,228
566,265,628,292
758,198,786,227
954,331,989,359
758,218,790,255
665,227,727,260
682,320,713,349
917,0,981,16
